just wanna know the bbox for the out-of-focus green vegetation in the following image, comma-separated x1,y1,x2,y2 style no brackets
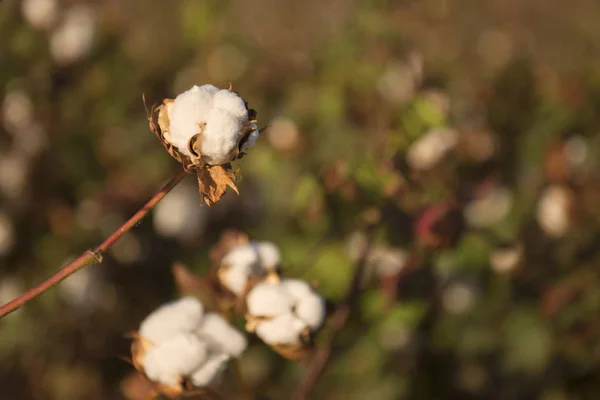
2,0,600,399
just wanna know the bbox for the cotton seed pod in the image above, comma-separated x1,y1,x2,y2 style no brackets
139,297,204,345
130,297,248,398
245,278,327,359
147,84,260,206
217,241,282,298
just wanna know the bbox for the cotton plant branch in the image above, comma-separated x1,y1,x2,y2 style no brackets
0,169,188,319
292,223,378,400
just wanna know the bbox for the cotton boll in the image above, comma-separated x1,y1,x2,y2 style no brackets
21,0,58,30
537,185,572,238
139,297,204,345
280,279,314,302
255,314,306,346
295,294,326,331
50,6,96,65
223,244,260,268
406,128,458,170
153,182,207,240
201,108,245,165
169,85,220,156
142,333,208,386
246,283,294,317
220,263,252,295
212,90,248,118
196,313,247,357
254,241,280,270
190,353,230,388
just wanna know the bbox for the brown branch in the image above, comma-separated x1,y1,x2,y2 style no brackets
292,224,377,400
0,169,189,319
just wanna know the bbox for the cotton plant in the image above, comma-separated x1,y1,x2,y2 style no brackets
245,278,327,359
130,297,247,398
217,240,281,298
148,84,260,205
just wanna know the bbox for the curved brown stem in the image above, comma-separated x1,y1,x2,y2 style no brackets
292,224,377,400
0,169,188,319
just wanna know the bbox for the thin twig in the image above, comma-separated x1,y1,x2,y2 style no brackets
0,169,188,319
292,224,377,400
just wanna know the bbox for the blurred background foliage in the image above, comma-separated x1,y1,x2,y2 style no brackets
2,0,600,399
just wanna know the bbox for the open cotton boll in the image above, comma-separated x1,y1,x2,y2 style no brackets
246,283,294,317
212,90,248,118
223,244,260,268
139,297,203,345
196,313,247,357
254,241,280,270
201,108,246,165
242,124,260,152
255,314,307,346
169,85,220,156
280,279,314,302
295,294,326,331
220,263,252,296
190,353,230,388
142,333,208,386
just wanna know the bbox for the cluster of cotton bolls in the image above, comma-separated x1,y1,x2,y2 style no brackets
160,84,259,166
217,240,281,296
20,0,97,65
245,279,326,353
132,297,246,396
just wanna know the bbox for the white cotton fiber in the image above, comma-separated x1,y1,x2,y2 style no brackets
168,85,250,165
295,293,326,331
141,333,208,386
220,263,251,296
169,85,219,156
201,108,246,165
246,283,294,317
255,314,306,346
212,90,248,118
190,353,230,388
196,313,248,357
139,297,203,345
254,241,280,270
280,279,314,302
222,244,259,268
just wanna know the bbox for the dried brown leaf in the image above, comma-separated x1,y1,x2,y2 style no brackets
197,165,239,206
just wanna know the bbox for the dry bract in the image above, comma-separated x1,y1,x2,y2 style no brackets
148,84,260,206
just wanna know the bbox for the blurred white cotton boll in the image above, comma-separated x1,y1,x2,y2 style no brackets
139,297,204,345
153,182,207,240
442,282,476,314
2,89,33,133
280,279,314,302
220,262,252,296
369,247,410,278
142,333,208,386
50,6,96,65
537,185,572,238
295,294,326,331
0,211,15,257
490,245,522,274
246,283,294,317
406,128,458,170
254,241,280,270
190,353,230,388
0,150,30,200
21,0,58,30
58,263,111,311
465,187,513,228
197,313,247,357
255,314,306,346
